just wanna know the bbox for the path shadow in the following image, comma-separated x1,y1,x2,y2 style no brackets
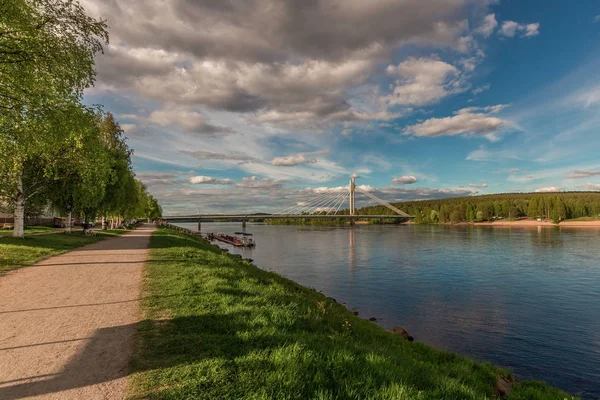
0,323,135,399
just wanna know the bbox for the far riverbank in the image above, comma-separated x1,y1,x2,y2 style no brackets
467,219,600,228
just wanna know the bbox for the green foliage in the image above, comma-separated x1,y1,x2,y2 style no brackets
357,192,600,224
0,0,108,111
0,0,109,237
127,228,574,400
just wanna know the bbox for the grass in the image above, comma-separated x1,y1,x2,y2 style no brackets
0,225,57,236
128,227,575,400
0,229,129,273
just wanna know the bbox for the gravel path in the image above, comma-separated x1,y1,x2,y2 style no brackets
0,225,155,400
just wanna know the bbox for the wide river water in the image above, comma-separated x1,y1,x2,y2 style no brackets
175,222,600,398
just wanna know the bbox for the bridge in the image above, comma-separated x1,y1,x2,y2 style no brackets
162,177,414,230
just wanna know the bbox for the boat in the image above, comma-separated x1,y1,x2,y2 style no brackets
208,232,256,247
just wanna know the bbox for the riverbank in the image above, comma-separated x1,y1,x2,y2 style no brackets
471,219,600,228
0,229,129,273
127,227,574,399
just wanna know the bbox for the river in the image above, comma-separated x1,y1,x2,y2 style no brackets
174,222,600,399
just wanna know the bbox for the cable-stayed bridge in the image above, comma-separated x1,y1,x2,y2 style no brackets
162,177,414,230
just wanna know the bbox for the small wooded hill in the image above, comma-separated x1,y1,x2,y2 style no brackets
356,192,600,224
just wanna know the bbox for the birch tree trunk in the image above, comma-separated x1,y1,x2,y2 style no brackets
13,174,25,238
65,210,72,234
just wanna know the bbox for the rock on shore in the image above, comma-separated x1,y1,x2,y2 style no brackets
392,325,414,341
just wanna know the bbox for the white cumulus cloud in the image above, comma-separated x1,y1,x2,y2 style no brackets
271,154,318,166
384,56,466,106
475,14,498,37
189,176,234,185
499,21,540,38
535,186,563,193
403,105,509,140
565,170,600,179
392,176,419,184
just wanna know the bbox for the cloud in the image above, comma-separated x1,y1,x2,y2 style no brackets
475,14,498,38
509,168,521,173
469,183,488,188
148,107,235,135
535,186,563,193
466,146,519,162
383,56,466,106
472,83,490,95
271,154,318,166
189,176,234,185
586,183,600,190
403,105,509,139
565,170,600,179
594,15,600,23
136,171,186,186
236,176,286,189
392,176,418,184
83,0,491,126
499,21,540,38
181,151,259,163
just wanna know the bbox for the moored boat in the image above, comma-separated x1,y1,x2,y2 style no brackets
208,232,256,247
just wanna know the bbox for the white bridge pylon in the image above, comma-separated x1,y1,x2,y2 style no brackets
272,176,410,218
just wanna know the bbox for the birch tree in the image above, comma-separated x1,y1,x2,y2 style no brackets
48,108,110,233
0,0,107,237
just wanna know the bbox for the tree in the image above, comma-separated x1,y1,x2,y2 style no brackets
475,210,484,222
146,195,163,221
48,109,111,233
96,113,137,228
0,0,108,237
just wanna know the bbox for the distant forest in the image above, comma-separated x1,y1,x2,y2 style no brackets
358,192,600,224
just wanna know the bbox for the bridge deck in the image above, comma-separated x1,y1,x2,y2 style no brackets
164,215,414,221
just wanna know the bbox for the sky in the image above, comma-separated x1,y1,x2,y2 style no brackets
81,0,600,215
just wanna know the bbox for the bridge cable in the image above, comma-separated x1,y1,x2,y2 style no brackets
275,191,343,216
314,191,347,214
355,187,411,217
273,192,335,215
328,191,350,215
305,190,345,215
292,191,343,215
323,190,347,215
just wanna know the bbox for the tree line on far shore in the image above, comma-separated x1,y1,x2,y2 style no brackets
0,0,161,237
357,192,600,224
266,192,600,225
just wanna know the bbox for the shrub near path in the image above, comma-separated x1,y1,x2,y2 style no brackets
129,228,574,400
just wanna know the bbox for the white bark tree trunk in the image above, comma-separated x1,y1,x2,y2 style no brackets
13,174,25,238
65,210,72,234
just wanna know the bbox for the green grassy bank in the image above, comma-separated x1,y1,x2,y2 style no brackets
128,227,574,400
0,229,128,273
0,225,56,236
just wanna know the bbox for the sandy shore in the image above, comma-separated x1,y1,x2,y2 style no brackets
474,219,600,228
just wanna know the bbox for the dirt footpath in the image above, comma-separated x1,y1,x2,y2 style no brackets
0,225,155,400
